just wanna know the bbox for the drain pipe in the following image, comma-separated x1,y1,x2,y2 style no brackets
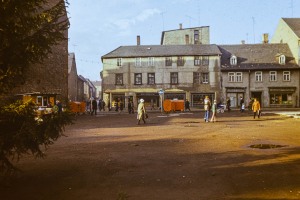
248,70,251,103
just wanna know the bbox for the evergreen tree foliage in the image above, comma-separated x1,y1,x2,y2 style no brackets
0,0,72,174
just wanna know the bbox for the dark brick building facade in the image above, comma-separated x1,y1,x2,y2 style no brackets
13,0,69,107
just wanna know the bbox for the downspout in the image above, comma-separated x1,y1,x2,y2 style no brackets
248,70,251,103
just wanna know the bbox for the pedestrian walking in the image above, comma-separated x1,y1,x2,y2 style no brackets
91,98,97,115
128,100,134,114
239,96,244,112
252,98,261,119
185,99,191,112
137,99,147,125
210,99,217,122
203,96,211,122
226,98,231,112
98,99,103,111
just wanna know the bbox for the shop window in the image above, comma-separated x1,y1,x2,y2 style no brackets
270,93,292,105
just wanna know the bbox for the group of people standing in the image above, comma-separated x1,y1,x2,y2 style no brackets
204,96,261,122
203,96,217,123
87,98,106,115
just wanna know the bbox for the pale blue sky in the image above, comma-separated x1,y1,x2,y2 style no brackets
67,0,300,81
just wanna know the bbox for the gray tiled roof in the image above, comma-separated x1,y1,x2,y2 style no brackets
219,43,299,71
283,18,300,38
101,44,221,59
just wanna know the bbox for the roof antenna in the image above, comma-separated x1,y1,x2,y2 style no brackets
160,11,166,31
291,0,294,17
252,17,255,44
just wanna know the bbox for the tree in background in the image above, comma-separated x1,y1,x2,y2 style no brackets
0,0,73,174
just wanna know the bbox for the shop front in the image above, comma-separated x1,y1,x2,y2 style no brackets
191,93,215,108
226,87,246,108
269,87,296,107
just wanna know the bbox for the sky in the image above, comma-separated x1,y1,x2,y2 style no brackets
67,0,300,81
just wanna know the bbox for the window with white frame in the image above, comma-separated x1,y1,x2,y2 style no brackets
228,72,235,82
230,55,237,65
194,56,201,66
269,71,277,81
135,57,142,67
236,72,242,82
148,57,154,66
255,71,262,82
279,55,286,65
117,58,122,66
228,72,242,82
283,71,290,81
202,73,209,83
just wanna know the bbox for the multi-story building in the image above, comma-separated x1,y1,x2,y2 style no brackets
77,75,85,102
13,0,69,107
219,43,300,108
102,19,300,110
92,81,102,99
161,24,210,45
101,44,221,109
68,53,78,101
271,18,300,65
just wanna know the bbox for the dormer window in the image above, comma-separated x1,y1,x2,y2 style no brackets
279,55,286,65
230,55,237,65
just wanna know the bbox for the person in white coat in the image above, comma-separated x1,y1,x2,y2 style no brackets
137,99,146,125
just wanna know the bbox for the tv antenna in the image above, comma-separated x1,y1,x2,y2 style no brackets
252,17,255,43
160,11,166,31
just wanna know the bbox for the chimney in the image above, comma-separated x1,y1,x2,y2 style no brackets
262,33,269,44
137,35,140,45
179,23,183,29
